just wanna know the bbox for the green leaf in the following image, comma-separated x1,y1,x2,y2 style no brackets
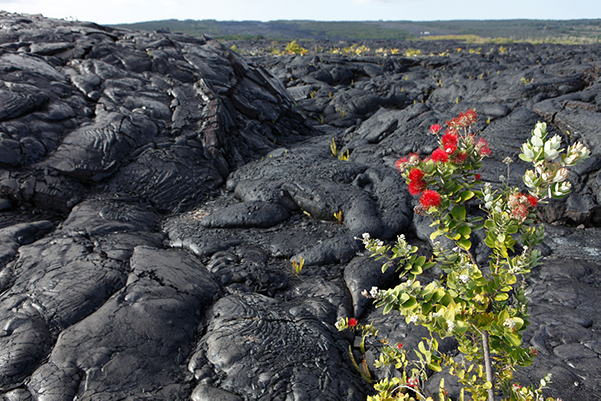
457,225,471,238
458,239,472,250
402,297,418,310
485,234,495,248
513,316,525,330
460,190,475,201
428,361,443,372
431,289,446,302
439,293,453,306
452,205,466,221
410,265,423,275
504,332,521,347
430,230,444,240
418,340,427,355
446,232,461,241
383,302,393,315
494,293,509,301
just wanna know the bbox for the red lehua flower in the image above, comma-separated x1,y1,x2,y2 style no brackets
430,124,442,134
476,138,491,156
453,151,467,164
348,318,358,327
408,167,425,182
408,153,420,163
407,168,427,194
407,377,419,388
408,180,426,195
444,142,457,154
441,130,458,147
464,109,477,125
397,343,403,349
420,190,441,209
431,148,449,163
395,157,408,171
474,173,482,181
526,195,538,208
511,204,529,222
447,110,476,129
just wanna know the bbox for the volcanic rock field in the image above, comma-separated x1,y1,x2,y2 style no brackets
1,11,601,401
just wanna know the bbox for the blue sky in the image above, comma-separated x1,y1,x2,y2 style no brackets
1,0,600,25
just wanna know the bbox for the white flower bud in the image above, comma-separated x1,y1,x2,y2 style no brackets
533,122,547,137
523,170,537,188
520,143,535,161
553,168,569,183
531,134,544,148
549,181,572,198
503,318,516,330
543,135,562,161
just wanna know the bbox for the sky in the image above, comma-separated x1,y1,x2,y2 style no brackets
1,0,600,25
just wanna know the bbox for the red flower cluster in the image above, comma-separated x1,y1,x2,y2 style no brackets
441,130,458,154
419,189,441,209
476,138,491,157
407,377,419,388
397,343,403,349
508,193,538,222
408,168,426,195
395,153,420,172
348,318,358,327
447,109,477,129
430,124,442,134
395,157,407,171
431,148,449,163
453,151,467,164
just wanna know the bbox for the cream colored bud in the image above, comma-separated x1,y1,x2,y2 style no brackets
521,143,535,161
553,168,569,183
534,122,547,136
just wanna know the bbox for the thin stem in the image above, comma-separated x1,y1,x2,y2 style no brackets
482,330,495,401
466,248,478,267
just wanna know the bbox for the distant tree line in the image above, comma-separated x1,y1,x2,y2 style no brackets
111,19,601,42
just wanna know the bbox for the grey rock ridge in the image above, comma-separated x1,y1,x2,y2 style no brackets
0,11,600,401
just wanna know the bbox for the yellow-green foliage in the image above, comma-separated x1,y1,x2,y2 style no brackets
281,40,309,55
331,43,371,56
404,48,422,57
334,210,344,223
291,256,304,275
375,47,400,56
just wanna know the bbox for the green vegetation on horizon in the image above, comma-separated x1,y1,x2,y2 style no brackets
111,18,601,44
